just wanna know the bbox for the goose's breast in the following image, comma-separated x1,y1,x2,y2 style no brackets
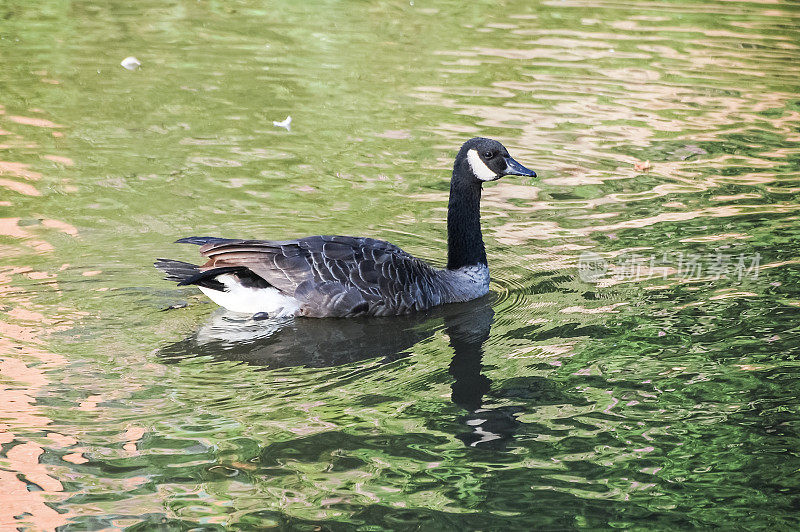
439,264,490,303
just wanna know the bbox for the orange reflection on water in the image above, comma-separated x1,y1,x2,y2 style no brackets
0,103,84,529
0,178,40,196
0,157,43,197
0,261,96,528
0,160,42,180
0,292,73,530
0,218,78,253
42,155,74,166
6,115,64,129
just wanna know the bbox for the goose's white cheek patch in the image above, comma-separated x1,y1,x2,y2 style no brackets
467,149,497,181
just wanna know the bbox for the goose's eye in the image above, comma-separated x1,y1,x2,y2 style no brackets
483,151,494,159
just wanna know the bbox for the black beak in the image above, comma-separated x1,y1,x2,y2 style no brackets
503,156,536,177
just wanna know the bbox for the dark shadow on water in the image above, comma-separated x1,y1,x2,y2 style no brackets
158,295,522,448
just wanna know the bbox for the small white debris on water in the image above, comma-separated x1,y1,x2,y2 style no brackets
120,56,141,70
273,115,291,131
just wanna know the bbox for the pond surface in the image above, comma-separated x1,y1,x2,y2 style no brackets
2,0,799,529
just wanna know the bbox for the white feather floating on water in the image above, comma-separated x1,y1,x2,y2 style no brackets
273,115,291,131
120,56,141,71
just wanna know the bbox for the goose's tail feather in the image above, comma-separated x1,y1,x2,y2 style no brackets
154,259,233,291
155,259,254,292
155,259,201,283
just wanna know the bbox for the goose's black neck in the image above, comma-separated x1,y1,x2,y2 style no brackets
447,172,486,270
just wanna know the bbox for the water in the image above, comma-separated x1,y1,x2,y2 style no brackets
1,0,799,529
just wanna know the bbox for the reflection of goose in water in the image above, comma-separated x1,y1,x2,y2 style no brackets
159,307,431,368
442,299,520,449
160,296,490,368
158,295,522,447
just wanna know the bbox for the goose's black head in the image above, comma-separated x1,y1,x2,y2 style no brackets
454,137,536,184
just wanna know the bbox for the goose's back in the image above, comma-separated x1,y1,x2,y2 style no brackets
192,235,449,317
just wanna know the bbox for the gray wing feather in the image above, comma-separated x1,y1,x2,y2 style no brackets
192,235,441,316
294,280,369,318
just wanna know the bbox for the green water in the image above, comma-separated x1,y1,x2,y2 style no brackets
1,0,799,529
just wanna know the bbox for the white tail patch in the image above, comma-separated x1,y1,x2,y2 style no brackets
467,149,497,181
198,274,300,317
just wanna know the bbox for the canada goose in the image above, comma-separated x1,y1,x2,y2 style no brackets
155,137,535,317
